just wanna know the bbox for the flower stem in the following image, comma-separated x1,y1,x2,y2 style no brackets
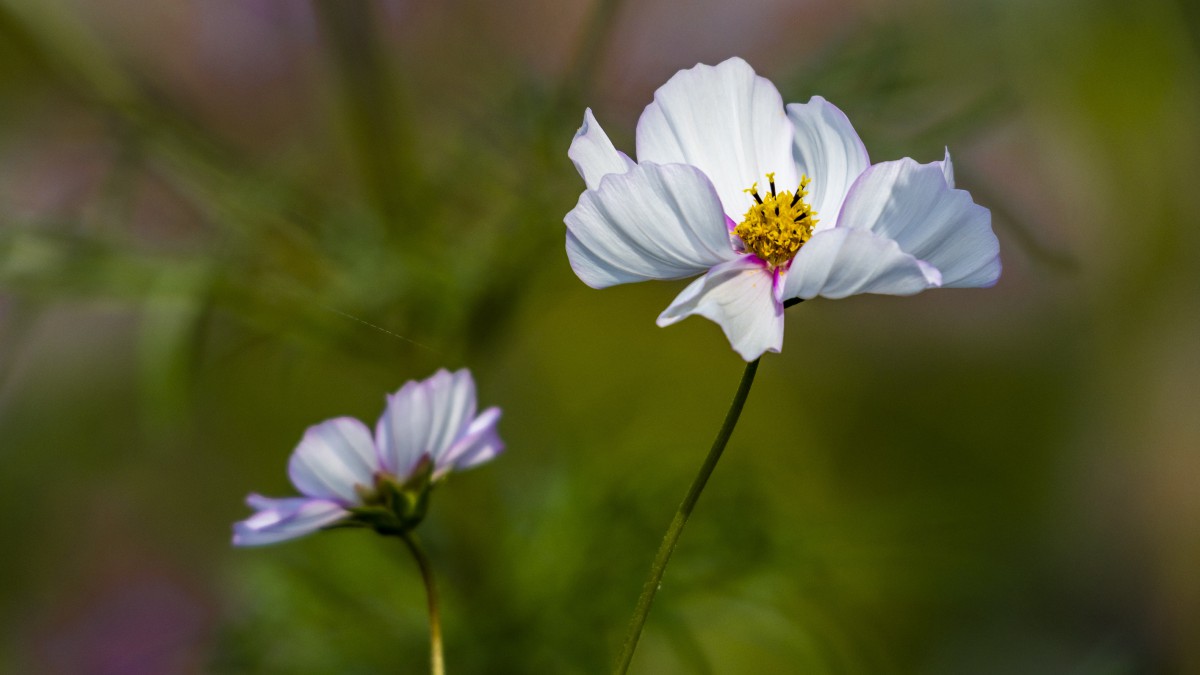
614,358,761,674
401,533,444,675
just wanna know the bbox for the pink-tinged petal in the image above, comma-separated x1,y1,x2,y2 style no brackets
782,227,941,300
565,162,737,288
772,266,788,304
785,96,870,232
438,407,504,478
635,57,798,222
376,369,477,478
569,108,636,191
287,417,378,503
657,256,784,361
232,495,348,547
837,156,1000,287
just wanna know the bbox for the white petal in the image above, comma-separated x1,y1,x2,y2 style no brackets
232,495,348,547
438,407,504,477
657,256,784,361
782,227,941,300
376,369,478,478
287,417,379,503
939,147,954,188
635,57,797,222
569,108,636,191
565,162,736,288
837,156,1000,287
785,96,871,232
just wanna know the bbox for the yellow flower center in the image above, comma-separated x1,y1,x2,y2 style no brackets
733,173,818,268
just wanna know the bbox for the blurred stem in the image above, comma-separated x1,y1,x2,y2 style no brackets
401,533,444,675
313,1,416,227
560,0,625,106
615,358,761,675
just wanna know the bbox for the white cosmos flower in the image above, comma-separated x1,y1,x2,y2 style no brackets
565,57,1001,361
233,369,504,547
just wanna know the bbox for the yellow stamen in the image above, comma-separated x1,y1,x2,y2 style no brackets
734,174,818,267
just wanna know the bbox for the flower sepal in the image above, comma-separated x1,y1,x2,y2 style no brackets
343,456,436,537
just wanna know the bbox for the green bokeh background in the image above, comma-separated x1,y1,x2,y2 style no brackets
1,0,1198,673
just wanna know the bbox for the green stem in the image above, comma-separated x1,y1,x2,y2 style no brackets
614,358,761,674
401,533,445,675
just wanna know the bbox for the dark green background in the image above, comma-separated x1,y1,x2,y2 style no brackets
1,0,1197,672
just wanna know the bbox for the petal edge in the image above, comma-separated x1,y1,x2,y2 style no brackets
785,96,870,232
232,496,348,547
287,417,378,504
657,256,784,361
636,57,798,222
782,227,940,300
569,108,636,191
565,162,736,288
836,156,1000,288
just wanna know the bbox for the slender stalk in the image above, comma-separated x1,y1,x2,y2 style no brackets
401,533,445,675
559,0,625,106
313,1,416,225
614,358,761,674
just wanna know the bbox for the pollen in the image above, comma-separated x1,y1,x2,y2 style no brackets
733,173,818,268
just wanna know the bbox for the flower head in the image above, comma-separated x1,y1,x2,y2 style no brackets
233,369,504,546
565,57,1001,361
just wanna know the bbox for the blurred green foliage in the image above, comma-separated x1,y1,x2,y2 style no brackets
1,0,1198,673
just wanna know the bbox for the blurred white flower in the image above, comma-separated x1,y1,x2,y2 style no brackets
233,369,503,546
565,57,1000,361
